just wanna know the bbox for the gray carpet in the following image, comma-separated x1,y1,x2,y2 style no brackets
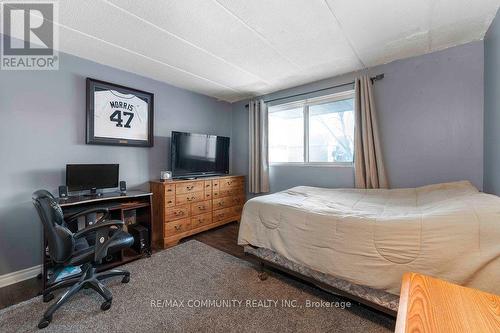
0,241,394,332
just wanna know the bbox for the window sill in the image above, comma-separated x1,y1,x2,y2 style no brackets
270,162,353,168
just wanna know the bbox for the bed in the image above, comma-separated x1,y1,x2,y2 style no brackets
238,181,500,314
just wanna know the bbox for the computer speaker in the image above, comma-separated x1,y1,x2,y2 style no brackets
120,181,127,194
58,185,68,199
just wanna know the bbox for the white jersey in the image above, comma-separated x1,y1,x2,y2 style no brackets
94,90,148,141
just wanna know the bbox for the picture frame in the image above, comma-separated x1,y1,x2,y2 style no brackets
86,78,154,147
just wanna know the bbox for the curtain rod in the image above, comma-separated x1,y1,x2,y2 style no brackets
245,73,384,108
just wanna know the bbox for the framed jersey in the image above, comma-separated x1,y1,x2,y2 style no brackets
86,78,154,147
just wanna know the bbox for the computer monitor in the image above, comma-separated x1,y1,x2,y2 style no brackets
66,164,119,195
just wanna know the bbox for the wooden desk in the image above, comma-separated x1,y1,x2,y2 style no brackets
395,272,500,333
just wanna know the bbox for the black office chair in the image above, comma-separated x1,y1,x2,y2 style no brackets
32,190,134,329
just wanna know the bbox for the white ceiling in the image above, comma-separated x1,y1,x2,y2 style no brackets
13,1,500,102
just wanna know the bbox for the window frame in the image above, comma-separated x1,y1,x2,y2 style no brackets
268,90,355,167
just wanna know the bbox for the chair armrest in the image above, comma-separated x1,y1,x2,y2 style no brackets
66,207,110,224
74,220,123,239
74,220,125,262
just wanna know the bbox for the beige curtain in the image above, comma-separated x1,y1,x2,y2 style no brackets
248,99,270,193
354,76,389,189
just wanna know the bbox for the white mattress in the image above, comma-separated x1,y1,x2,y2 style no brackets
238,181,500,295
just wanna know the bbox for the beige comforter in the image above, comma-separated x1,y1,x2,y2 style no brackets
238,181,500,295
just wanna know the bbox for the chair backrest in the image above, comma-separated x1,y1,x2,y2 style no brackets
32,190,74,263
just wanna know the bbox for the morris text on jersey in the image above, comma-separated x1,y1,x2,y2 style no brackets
109,101,135,112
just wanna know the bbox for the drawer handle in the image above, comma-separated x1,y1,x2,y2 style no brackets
186,185,194,190
167,188,173,192
218,201,224,206
174,211,184,216
198,219,203,224
214,184,218,187
187,196,195,202
167,200,173,204
174,225,182,231
198,206,205,210
205,184,210,187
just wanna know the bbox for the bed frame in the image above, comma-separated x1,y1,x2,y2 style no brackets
244,245,399,317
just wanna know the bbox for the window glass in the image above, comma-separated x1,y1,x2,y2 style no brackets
267,92,355,164
268,107,304,163
309,98,354,162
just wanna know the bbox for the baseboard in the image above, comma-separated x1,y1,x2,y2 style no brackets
0,265,42,288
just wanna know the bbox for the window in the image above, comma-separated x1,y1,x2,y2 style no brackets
268,91,355,165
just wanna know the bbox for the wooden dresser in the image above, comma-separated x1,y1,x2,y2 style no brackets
150,175,245,248
395,272,500,333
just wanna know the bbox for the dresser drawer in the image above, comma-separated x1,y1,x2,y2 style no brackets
213,207,235,223
191,200,212,216
220,177,244,190
164,218,191,236
176,181,204,194
164,196,175,207
213,196,244,210
213,188,244,199
212,197,227,210
165,204,190,221
164,184,175,195
204,180,212,191
191,212,212,229
212,189,222,199
175,191,204,205
212,179,220,191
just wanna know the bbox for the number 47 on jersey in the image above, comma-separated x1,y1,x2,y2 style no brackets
110,110,134,128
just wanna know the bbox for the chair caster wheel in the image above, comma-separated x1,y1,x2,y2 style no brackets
38,316,52,329
121,275,130,283
258,272,268,281
101,300,112,311
42,293,54,303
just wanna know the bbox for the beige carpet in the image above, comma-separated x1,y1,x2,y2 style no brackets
0,241,394,332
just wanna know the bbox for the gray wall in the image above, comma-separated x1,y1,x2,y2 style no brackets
232,41,484,194
0,51,232,275
484,9,500,194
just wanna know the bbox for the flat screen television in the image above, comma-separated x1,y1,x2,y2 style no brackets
66,164,119,194
171,131,230,179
